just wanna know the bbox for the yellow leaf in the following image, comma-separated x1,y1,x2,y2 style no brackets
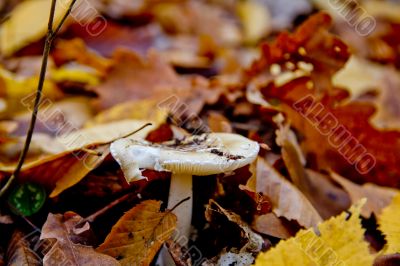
378,193,400,254
87,99,168,127
0,0,72,56
50,67,100,86
237,0,271,44
0,67,61,118
255,199,375,266
97,200,177,266
49,145,109,198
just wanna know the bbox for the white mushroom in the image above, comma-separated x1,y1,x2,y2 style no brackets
110,133,260,241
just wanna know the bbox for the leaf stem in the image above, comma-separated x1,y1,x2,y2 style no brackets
0,0,77,197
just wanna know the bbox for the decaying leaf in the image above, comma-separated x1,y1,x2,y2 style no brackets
378,193,400,254
255,158,322,228
255,199,375,266
97,200,177,265
40,212,119,266
6,230,41,266
331,172,399,217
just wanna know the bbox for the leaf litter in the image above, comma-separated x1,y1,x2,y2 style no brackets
0,0,400,265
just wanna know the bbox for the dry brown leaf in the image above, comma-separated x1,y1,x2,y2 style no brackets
92,49,213,114
276,122,350,219
305,169,350,219
331,172,399,217
97,200,177,266
153,1,241,45
6,230,41,266
255,158,322,228
252,212,292,239
40,212,119,266
207,112,233,133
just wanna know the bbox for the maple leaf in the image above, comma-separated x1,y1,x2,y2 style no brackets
255,199,375,266
97,200,177,266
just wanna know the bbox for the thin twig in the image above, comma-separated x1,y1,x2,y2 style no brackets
79,193,134,225
79,123,153,156
51,0,77,39
169,197,191,212
0,0,78,197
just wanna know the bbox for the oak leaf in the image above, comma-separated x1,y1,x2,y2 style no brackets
330,172,399,217
97,200,177,266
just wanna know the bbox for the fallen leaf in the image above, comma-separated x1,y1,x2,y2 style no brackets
253,13,400,188
64,20,168,57
206,199,264,253
207,112,233,133
378,193,400,254
0,120,156,192
40,212,119,266
252,212,292,239
92,49,212,115
52,38,111,74
87,99,167,127
97,200,177,265
0,0,73,56
49,145,109,197
255,199,375,266
153,1,241,46
6,230,41,266
255,158,322,228
237,0,271,44
330,172,399,217
373,253,400,266
304,169,351,219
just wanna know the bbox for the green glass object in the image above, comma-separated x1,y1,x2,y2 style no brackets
8,183,46,216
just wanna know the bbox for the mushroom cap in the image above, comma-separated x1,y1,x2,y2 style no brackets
110,133,260,182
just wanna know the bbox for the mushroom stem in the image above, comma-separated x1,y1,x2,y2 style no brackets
167,173,193,245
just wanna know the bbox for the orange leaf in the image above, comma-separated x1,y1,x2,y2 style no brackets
97,200,177,266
